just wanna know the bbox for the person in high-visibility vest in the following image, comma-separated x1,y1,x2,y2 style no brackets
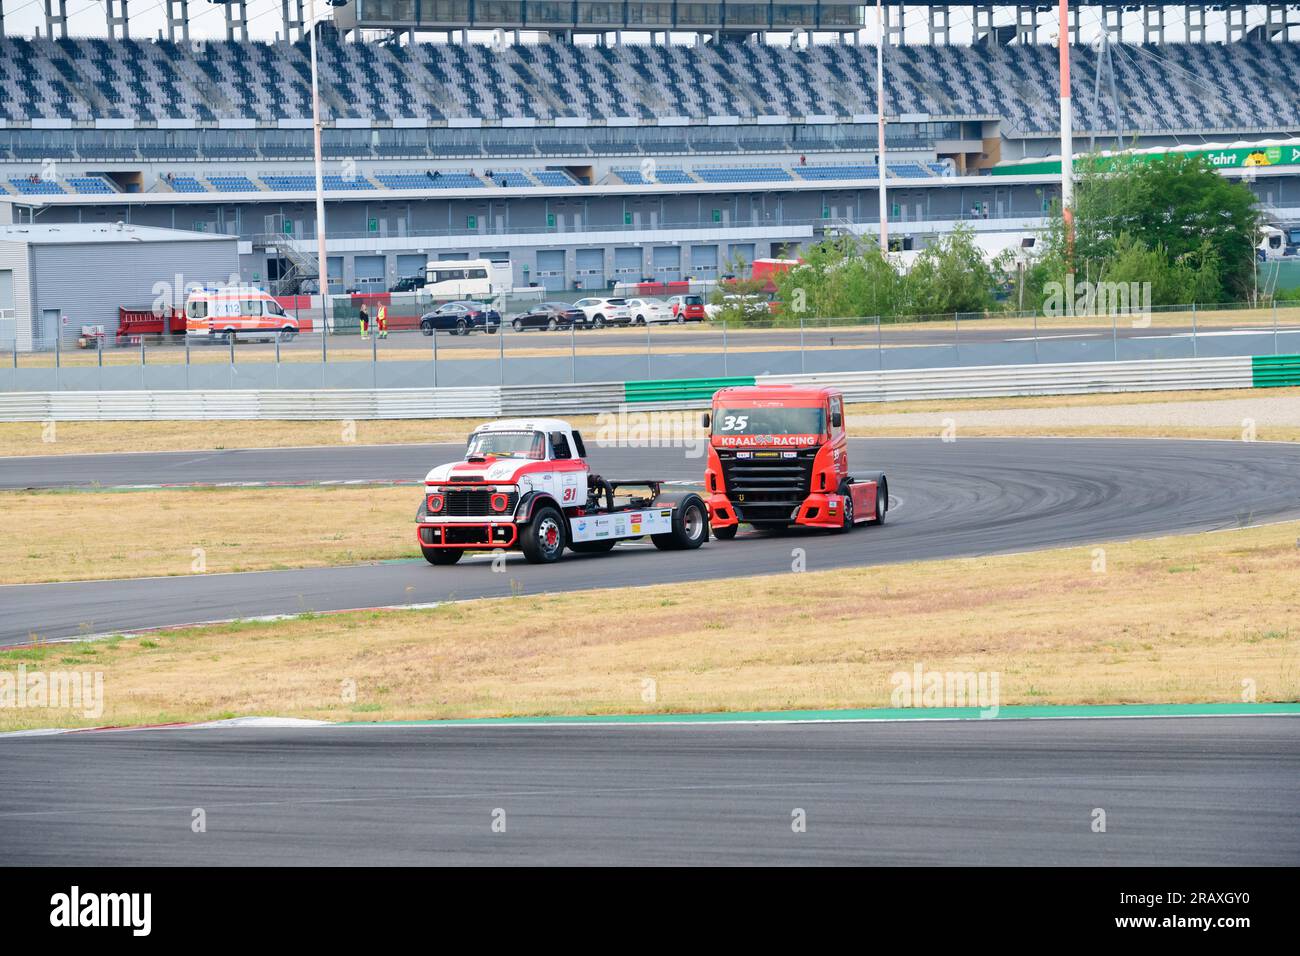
358,304,370,339
377,304,388,339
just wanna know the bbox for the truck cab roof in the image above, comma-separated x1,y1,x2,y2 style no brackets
712,384,842,405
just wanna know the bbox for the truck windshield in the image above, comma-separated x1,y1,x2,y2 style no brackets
713,407,826,436
466,430,546,460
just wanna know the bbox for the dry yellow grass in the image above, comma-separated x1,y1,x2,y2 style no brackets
4,386,1296,457
2,519,1296,730
0,486,416,584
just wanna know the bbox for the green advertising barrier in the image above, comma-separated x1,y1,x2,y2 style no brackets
994,140,1300,176
624,376,756,403
1252,354,1300,388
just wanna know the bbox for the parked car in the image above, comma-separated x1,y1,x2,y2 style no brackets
390,273,426,293
571,297,632,328
419,300,501,335
666,293,707,323
510,302,577,331
625,297,675,325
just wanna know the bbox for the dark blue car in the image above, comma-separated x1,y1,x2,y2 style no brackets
420,300,502,336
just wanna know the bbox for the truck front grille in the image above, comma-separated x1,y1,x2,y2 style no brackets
718,449,817,523
442,489,518,516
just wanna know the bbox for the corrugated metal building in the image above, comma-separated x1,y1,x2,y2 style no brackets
0,223,239,351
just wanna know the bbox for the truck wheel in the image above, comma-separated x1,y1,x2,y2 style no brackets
836,486,856,534
875,481,888,525
570,539,616,554
712,522,738,541
652,495,708,550
521,505,567,563
422,547,463,565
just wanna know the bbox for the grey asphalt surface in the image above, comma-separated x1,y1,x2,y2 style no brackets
1,717,1295,865
4,437,1300,644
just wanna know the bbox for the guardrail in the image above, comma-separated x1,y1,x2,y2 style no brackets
1,354,1285,423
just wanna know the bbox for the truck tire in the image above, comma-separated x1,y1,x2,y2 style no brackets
712,522,738,541
652,495,709,550
570,539,616,554
521,505,567,563
422,547,463,565
836,483,856,534
875,480,888,525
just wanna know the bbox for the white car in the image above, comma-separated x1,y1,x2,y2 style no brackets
571,297,632,328
625,297,674,325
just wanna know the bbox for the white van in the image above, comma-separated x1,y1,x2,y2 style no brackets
185,286,299,343
420,259,513,298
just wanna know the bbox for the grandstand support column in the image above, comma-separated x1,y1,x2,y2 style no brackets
166,0,190,43
929,6,949,45
224,0,250,41
876,0,888,252
0,0,5,37
282,0,305,42
973,5,994,46
1143,5,1165,44
105,0,129,39
44,0,69,39
1227,6,1247,43
1187,4,1206,44
1103,5,1122,43
1059,0,1074,263
1015,6,1034,45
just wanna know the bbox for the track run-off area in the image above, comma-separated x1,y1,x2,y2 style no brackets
3,436,1300,644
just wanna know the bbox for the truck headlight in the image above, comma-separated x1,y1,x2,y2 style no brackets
426,493,444,514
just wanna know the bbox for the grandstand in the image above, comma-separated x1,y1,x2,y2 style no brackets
2,5,1299,296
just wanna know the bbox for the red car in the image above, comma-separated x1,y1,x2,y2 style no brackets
666,293,707,322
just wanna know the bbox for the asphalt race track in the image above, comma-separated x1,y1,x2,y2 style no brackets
1,717,1296,865
4,437,1300,644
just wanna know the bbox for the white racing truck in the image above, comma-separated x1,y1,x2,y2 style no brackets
416,418,710,564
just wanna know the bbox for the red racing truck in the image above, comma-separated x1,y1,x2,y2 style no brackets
703,385,887,538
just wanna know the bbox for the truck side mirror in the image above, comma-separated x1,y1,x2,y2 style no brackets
831,411,843,429
700,412,711,429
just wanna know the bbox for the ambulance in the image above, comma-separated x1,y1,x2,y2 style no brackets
184,286,300,343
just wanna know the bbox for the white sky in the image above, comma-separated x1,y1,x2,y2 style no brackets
0,3,1281,45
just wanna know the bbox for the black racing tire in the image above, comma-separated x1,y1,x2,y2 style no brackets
570,539,617,554
711,522,739,541
422,546,463,565
836,484,855,534
875,480,888,525
521,505,567,563
651,495,709,550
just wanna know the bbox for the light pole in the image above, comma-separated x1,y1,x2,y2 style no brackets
876,0,888,253
308,0,331,334
1059,0,1074,260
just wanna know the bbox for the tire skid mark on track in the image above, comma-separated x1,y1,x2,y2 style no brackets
3,438,1300,644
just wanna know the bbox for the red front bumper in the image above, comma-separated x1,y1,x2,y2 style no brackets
417,522,519,549
707,489,869,531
